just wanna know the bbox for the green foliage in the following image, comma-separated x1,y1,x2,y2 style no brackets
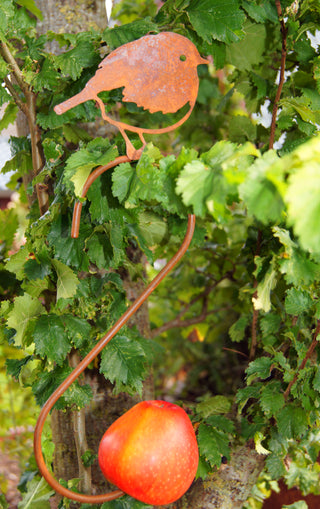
2,0,320,507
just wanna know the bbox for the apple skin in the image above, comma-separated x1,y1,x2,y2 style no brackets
98,400,199,505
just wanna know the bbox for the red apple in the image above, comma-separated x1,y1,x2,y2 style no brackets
98,400,199,505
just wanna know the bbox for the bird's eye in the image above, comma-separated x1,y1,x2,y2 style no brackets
180,54,187,62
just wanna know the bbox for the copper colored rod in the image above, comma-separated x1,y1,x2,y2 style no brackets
34,214,196,503
71,155,132,238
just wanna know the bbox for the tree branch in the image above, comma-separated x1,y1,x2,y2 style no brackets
283,320,320,400
0,41,29,94
269,0,288,149
150,280,230,338
3,76,28,114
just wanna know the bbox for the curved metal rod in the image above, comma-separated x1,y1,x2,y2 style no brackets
71,155,133,238
34,212,196,503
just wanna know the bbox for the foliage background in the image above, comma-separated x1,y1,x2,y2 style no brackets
1,0,320,508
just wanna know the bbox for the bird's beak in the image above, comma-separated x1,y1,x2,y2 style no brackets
199,56,210,65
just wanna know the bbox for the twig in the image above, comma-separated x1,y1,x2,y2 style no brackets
3,76,27,114
283,320,320,400
269,0,288,149
0,41,29,94
249,230,262,360
150,279,225,337
69,351,92,494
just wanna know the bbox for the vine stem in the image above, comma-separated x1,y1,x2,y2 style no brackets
269,0,287,149
283,320,320,400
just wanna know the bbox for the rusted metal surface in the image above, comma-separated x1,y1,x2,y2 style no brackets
34,31,204,503
54,32,208,158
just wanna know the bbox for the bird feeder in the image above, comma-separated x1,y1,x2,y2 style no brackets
34,31,207,504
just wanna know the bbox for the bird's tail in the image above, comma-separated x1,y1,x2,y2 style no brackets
54,88,93,115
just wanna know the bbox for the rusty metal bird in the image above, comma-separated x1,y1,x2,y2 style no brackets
54,32,208,159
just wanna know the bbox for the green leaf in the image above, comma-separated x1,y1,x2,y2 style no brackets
6,294,44,347
254,431,270,455
52,259,79,301
101,495,153,508
285,145,320,253
55,38,98,80
18,476,54,509
196,395,231,418
64,141,118,197
62,315,91,348
187,0,245,44
226,21,266,72
5,246,29,280
284,288,313,315
0,0,15,33
14,0,43,19
274,227,320,286
265,453,286,478
86,231,113,269
252,261,278,312
32,363,92,409
197,423,230,468
103,18,159,49
138,212,167,246
276,404,308,439
229,315,249,342
246,357,273,384
0,102,18,134
283,502,308,509
260,381,285,417
100,334,147,395
240,151,284,224
47,213,90,270
34,315,72,365
176,159,213,216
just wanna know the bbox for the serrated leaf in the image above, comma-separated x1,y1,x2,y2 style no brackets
197,423,230,468
52,259,79,300
7,294,44,347
101,494,153,508
276,404,308,439
62,314,91,348
284,287,313,315
196,395,231,418
229,315,249,342
34,315,72,365
55,39,98,80
0,102,18,134
187,0,245,44
286,156,320,253
254,431,270,455
246,357,273,384
32,363,92,409
5,246,28,280
138,212,167,246
252,261,277,312
265,453,286,478
102,18,159,50
6,355,33,379
226,21,266,72
260,381,285,417
15,0,43,19
240,151,284,224
100,335,147,395
176,160,213,216
18,476,54,509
